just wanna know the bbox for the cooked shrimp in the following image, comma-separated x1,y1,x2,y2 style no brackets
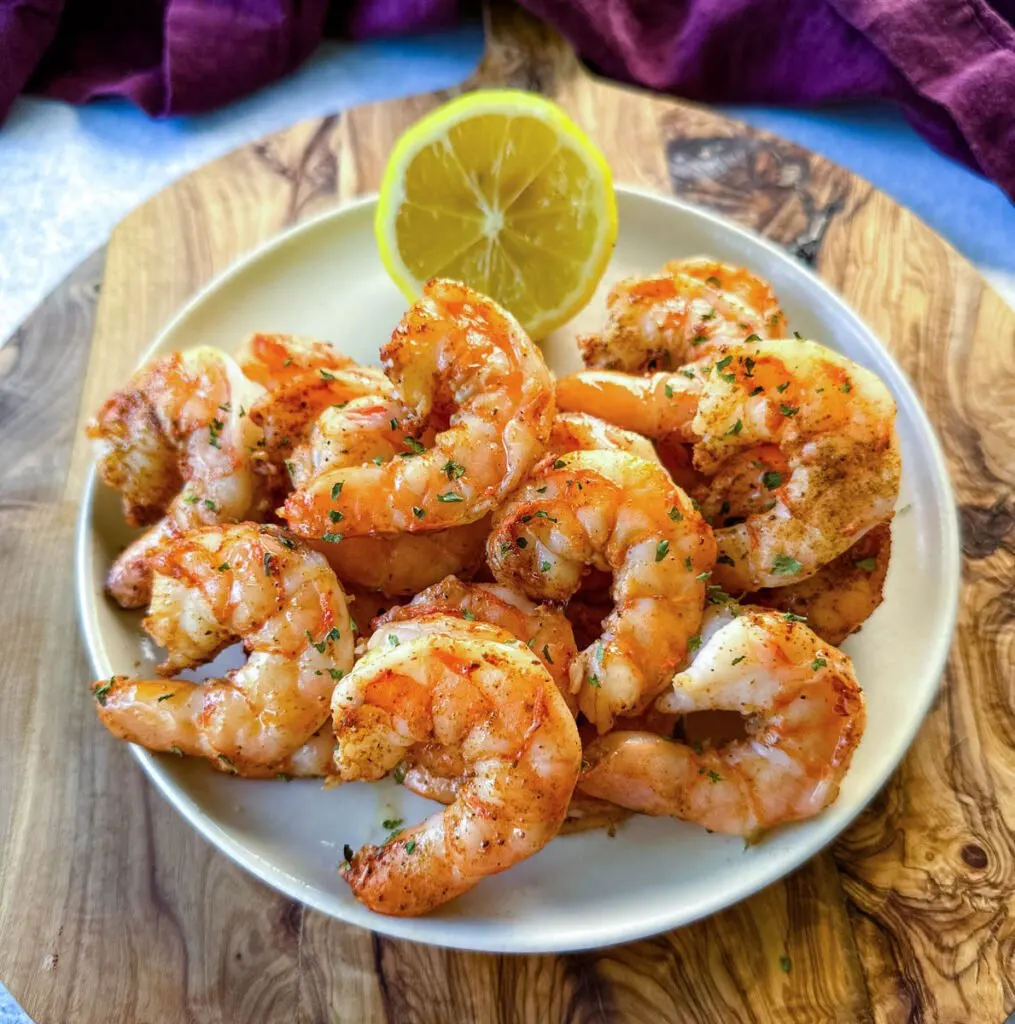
92,524,354,772
86,346,266,608
555,369,701,442
287,393,423,489
487,450,716,733
578,606,865,836
548,411,661,464
332,614,581,915
281,279,554,536
237,332,355,389
747,520,892,645
248,367,393,479
578,258,785,372
280,389,487,597
377,575,578,711
689,339,900,591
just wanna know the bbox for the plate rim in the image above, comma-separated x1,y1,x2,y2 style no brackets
75,185,961,953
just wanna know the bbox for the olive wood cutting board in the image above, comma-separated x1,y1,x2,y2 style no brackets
1,4,1013,1022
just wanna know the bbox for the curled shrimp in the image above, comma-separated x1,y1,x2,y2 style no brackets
689,339,900,591
92,524,354,772
333,614,581,915
86,346,266,608
237,332,356,389
487,450,716,733
548,411,661,465
747,520,892,646
578,258,785,372
578,606,865,836
376,574,578,712
281,279,554,537
284,390,488,597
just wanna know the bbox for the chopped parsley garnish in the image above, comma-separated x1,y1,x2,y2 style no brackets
412,506,425,519
331,481,344,500
319,369,336,380
437,492,463,503
772,553,804,575
403,840,417,854
811,657,827,671
731,655,746,666
516,537,528,549
681,368,696,379
342,844,354,865
779,403,799,417
217,562,231,572
696,571,712,582
664,383,674,398
776,381,790,393
218,754,237,773
500,542,512,556
841,380,852,394
322,532,344,544
536,485,548,493
389,418,399,430
402,436,426,455
328,668,345,681
553,458,566,469
690,334,708,346
392,763,407,785
208,418,223,449
854,557,877,572
276,773,292,782
779,955,792,974
784,612,808,622
157,692,173,702
540,561,551,572
382,817,404,831
668,506,683,522
542,644,553,664
744,356,755,377
442,459,466,480
587,672,601,688
263,552,274,577
329,509,344,523
744,333,761,343
388,634,400,647
716,355,733,373
372,456,384,465
183,492,199,505
688,633,702,652
762,471,783,490
462,609,476,621
534,510,557,522
706,275,722,288
655,539,670,562
717,554,736,566
169,745,184,757
725,419,743,436
748,385,764,396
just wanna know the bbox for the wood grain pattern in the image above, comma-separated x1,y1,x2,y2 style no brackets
1,4,1013,1022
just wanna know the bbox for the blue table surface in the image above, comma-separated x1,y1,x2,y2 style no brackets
0,21,1011,344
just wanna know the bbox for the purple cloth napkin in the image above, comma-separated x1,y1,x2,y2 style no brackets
1,0,1013,201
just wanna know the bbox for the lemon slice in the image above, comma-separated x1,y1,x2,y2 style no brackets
375,90,617,339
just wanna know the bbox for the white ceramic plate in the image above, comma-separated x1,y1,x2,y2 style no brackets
76,187,960,953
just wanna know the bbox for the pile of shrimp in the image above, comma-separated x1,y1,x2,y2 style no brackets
86,263,900,916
